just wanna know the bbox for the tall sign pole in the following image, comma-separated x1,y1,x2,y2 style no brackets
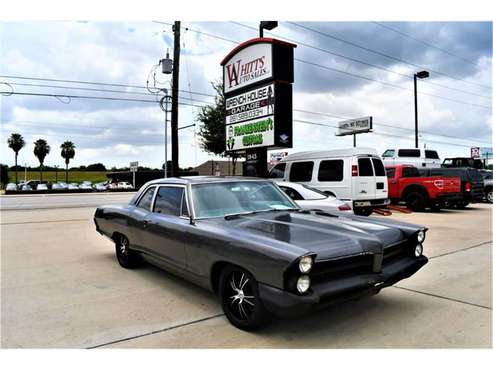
171,21,181,177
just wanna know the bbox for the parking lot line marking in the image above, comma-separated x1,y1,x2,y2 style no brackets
429,240,492,260
392,286,492,310
1,218,89,226
86,313,225,349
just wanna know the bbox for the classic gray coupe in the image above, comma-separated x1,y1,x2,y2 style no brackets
94,177,428,330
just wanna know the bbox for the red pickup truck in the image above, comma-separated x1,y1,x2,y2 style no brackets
385,164,462,211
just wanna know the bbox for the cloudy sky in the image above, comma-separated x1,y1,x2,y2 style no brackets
1,21,491,169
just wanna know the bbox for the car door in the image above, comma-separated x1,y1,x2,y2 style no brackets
127,185,156,252
353,157,376,200
143,185,190,269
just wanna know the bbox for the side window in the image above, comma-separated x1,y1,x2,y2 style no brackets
280,186,304,201
385,168,396,178
358,158,374,176
289,161,314,182
318,160,343,182
382,149,395,158
136,187,156,211
398,149,421,157
371,158,386,176
425,150,439,159
402,167,420,177
268,163,286,179
154,186,184,216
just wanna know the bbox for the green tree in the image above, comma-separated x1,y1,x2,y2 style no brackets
60,141,76,183
7,133,25,184
196,82,239,174
33,139,51,181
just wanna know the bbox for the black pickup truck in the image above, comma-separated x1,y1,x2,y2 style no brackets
419,167,484,208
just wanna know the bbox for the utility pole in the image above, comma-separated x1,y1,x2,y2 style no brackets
413,70,429,148
171,21,181,177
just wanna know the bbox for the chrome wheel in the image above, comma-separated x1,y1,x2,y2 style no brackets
119,237,129,258
115,234,139,268
226,271,256,321
487,191,493,203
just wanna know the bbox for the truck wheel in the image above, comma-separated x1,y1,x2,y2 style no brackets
219,265,270,330
405,191,426,212
353,207,373,216
115,234,141,269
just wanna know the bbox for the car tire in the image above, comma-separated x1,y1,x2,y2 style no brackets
218,265,271,331
487,190,493,204
353,207,373,216
115,234,140,268
405,191,426,212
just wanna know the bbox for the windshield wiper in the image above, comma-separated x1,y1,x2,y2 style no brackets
224,208,299,220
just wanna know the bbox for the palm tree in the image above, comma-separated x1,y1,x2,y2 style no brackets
33,139,51,181
7,133,25,184
60,141,76,183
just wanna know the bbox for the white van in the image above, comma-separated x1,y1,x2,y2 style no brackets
381,148,440,168
268,148,389,216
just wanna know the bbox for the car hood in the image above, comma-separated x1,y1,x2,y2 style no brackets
210,211,421,261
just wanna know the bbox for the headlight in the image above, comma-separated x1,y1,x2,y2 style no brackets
299,256,313,273
297,275,311,294
417,230,426,243
415,243,423,257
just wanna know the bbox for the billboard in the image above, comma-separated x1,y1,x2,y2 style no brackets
336,116,373,136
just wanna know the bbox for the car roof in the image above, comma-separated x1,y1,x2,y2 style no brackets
280,147,379,162
144,176,272,186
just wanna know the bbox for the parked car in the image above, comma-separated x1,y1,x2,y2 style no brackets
277,181,352,213
37,183,48,191
80,181,93,190
385,165,462,211
21,184,33,191
51,183,65,191
5,183,18,191
479,170,493,203
382,148,441,168
94,182,108,191
68,183,79,190
268,148,389,216
117,181,133,190
23,180,42,190
94,177,428,330
442,157,485,169
419,167,484,208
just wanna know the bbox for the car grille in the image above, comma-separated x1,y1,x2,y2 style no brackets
382,241,409,265
311,254,374,283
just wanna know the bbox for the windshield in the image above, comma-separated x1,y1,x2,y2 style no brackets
191,181,298,218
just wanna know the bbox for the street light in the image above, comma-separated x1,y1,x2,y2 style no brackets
259,21,278,37
414,70,429,148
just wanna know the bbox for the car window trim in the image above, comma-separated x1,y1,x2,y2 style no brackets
153,184,189,218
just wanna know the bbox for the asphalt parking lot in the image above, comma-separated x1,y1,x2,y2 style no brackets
1,193,491,348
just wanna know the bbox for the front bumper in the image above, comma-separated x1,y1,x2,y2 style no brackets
258,255,428,318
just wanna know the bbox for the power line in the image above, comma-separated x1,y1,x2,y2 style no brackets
371,22,478,66
286,22,492,91
230,21,491,101
154,22,491,109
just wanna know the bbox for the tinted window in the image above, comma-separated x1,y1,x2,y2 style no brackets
386,167,396,178
402,167,420,177
358,158,373,176
425,150,439,159
154,186,184,216
289,161,314,182
280,186,304,201
382,149,395,158
398,149,421,157
136,187,155,211
268,163,286,179
318,160,343,182
372,158,386,176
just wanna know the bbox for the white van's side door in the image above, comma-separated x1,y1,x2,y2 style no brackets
353,156,376,200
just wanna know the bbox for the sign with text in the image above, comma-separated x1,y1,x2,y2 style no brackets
221,38,296,154
129,161,139,172
336,116,373,136
226,83,274,125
